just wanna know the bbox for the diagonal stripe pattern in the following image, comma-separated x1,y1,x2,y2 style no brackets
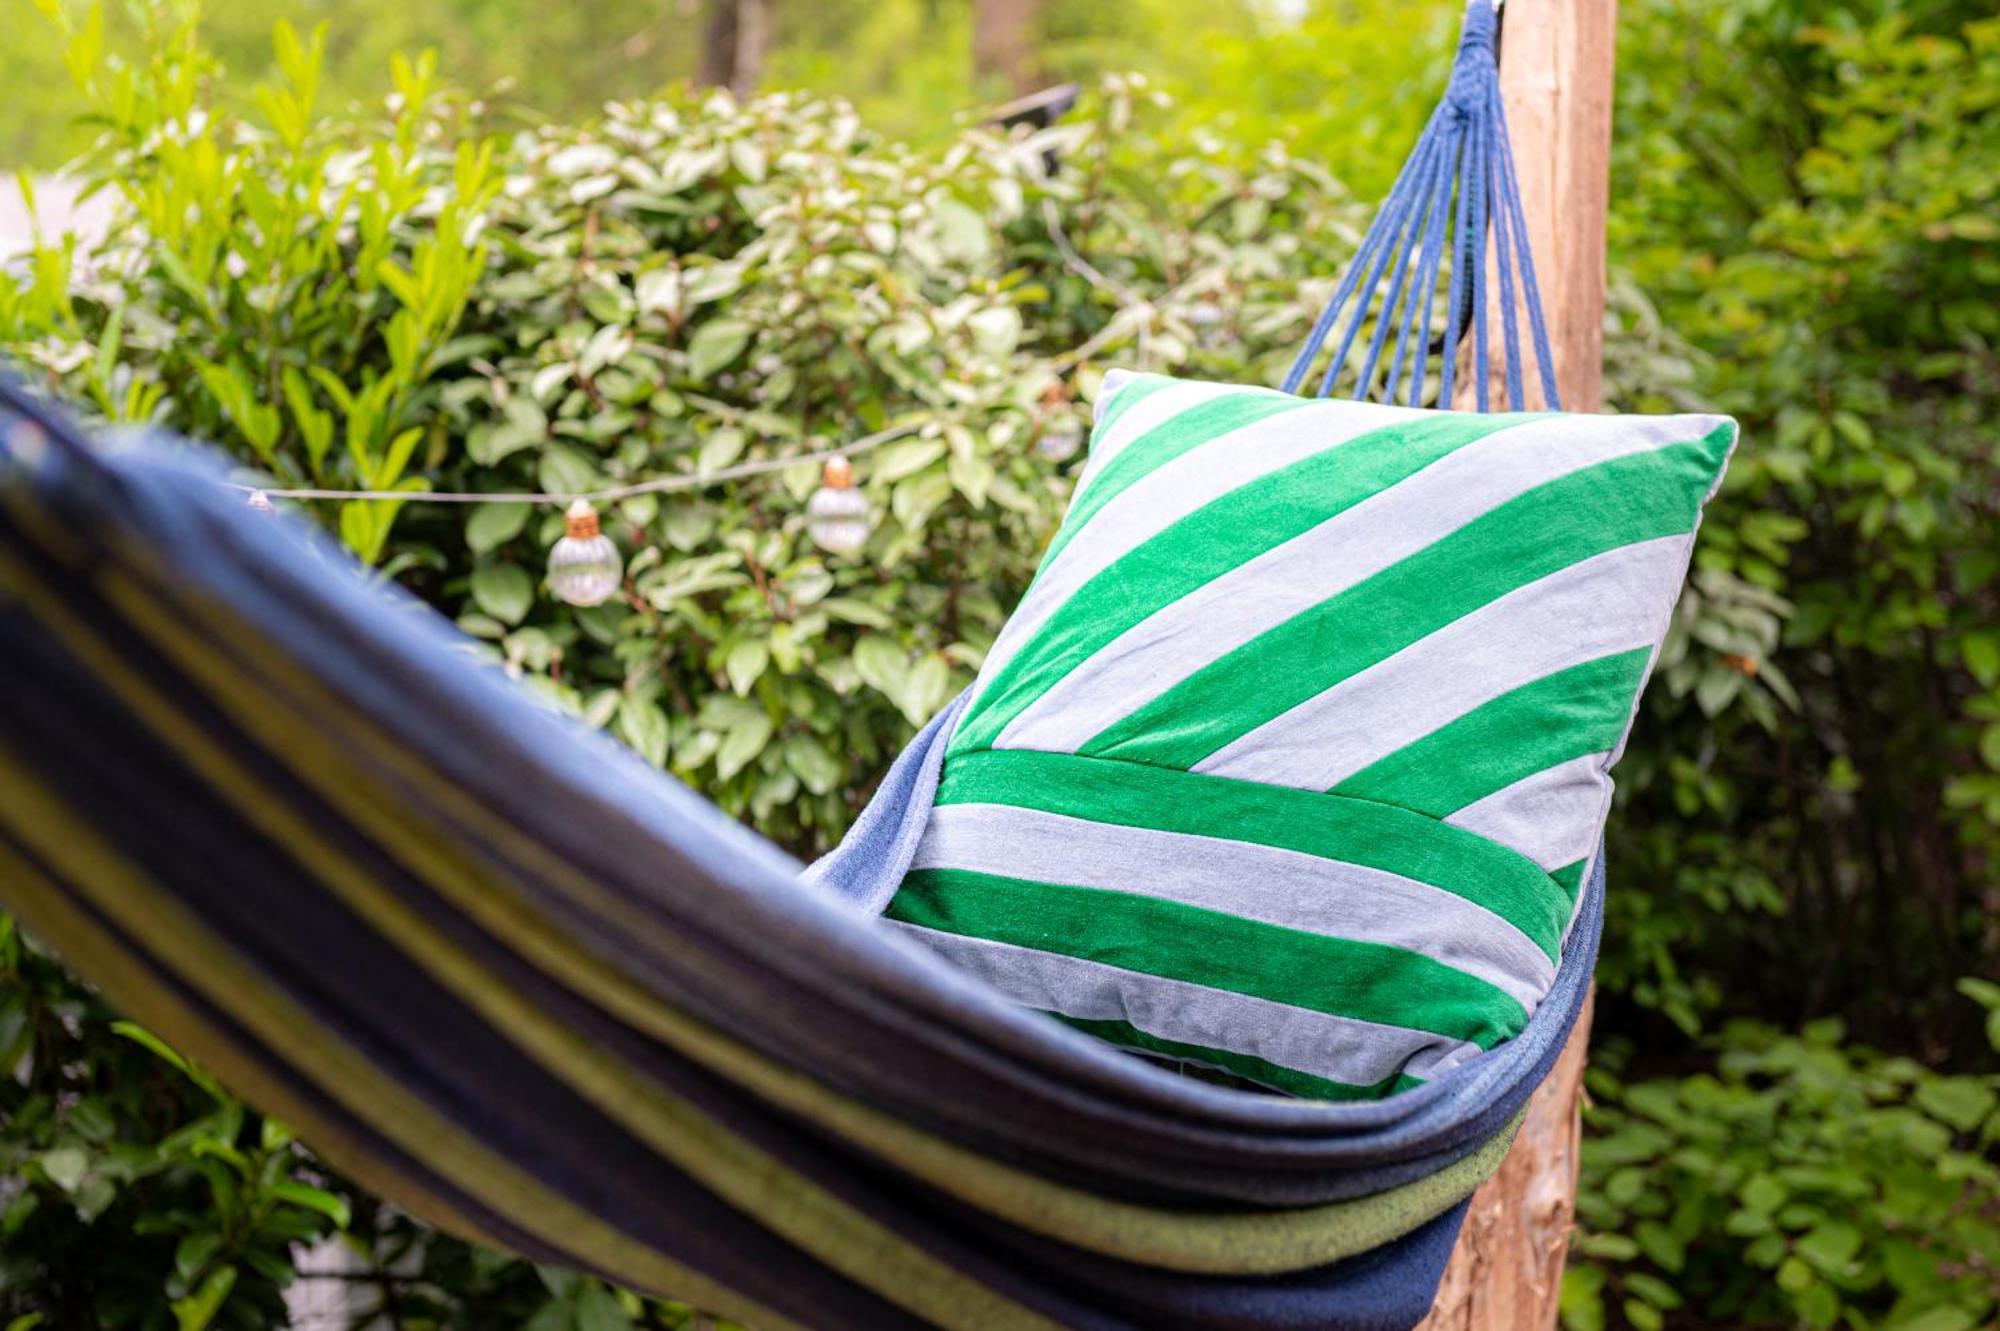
0,371,1637,1329
897,373,1736,1099
0,380,1613,1331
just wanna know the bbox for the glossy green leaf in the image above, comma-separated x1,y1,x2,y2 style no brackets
470,563,534,626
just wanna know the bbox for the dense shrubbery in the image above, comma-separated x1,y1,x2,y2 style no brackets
1596,1,2000,1050
1571,1003,2000,1331
1,3,1995,1329
2,7,1360,857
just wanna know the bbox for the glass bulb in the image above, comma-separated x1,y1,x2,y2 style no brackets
547,499,623,606
1036,421,1083,462
1186,300,1232,349
1186,300,1226,328
807,454,871,556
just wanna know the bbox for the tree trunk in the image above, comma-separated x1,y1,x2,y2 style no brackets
698,0,769,97
1429,0,1618,1325
973,0,1046,96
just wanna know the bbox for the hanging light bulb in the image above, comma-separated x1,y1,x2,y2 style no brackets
806,455,871,555
1186,300,1227,330
1186,299,1233,350
547,499,623,606
1035,419,1084,463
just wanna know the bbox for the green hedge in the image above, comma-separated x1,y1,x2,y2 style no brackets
1,4,1995,1330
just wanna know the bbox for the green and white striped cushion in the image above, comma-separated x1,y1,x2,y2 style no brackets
885,371,1737,1100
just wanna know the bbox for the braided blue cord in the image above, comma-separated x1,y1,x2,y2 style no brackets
1286,0,1564,413
1487,102,1527,411
1438,100,1476,408
1349,127,1438,403
1492,83,1564,409
1279,135,1423,396
1467,104,1494,411
1310,126,1444,399
1291,121,1436,398
1404,120,1462,406
1383,116,1459,407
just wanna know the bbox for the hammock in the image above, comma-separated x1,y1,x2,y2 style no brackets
0,4,1600,1327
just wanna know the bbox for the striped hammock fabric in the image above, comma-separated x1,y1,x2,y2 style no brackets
0,4,1723,1323
0,380,1604,1330
884,371,1735,1101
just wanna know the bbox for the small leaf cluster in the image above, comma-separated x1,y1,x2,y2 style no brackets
0,919,348,1331
1565,999,2000,1331
0,10,1374,1328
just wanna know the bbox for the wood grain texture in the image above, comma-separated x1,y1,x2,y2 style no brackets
1419,992,1594,1330
973,0,1048,96
1456,0,1618,414
1431,0,1617,1324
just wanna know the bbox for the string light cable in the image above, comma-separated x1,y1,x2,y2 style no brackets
228,418,924,508
217,417,930,602
225,200,1184,513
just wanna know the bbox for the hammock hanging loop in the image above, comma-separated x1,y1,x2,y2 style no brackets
1446,0,1499,116
1284,0,1561,414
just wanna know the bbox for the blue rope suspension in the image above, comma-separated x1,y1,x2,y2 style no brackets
1284,0,1563,412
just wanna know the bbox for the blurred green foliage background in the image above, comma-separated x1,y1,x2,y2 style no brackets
0,1,1995,1330
1,0,1455,193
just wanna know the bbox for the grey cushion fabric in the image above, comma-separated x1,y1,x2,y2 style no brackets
881,372,1735,1098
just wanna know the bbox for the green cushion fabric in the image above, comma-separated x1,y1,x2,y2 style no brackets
884,372,1737,1099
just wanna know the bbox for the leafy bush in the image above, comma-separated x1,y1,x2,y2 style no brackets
3,9,1365,858
1565,998,2000,1331
0,920,348,1330
0,10,1368,1327
1598,0,2000,1050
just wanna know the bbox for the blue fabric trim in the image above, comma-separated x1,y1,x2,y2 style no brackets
804,691,968,914
818,695,1603,1169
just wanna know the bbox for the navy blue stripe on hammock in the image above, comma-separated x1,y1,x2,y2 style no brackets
0,379,1611,1330
21,447,1543,1204
0,489,1578,1331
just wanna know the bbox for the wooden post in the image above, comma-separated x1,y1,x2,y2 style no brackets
973,0,1048,96
697,0,769,97
1421,994,1596,1329
1426,1,1617,1326
1456,0,1617,414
